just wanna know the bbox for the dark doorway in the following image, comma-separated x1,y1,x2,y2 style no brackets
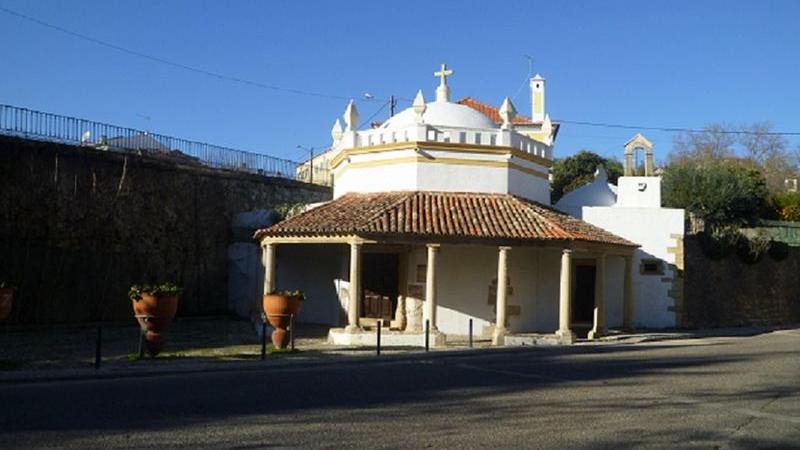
572,261,596,336
361,253,400,322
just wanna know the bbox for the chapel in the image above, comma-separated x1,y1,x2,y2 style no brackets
254,65,641,346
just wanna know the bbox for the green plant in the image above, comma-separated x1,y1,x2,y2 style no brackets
273,203,307,221
129,282,183,301
550,150,624,203
780,205,800,222
698,227,740,259
268,289,305,300
663,162,769,228
736,232,770,264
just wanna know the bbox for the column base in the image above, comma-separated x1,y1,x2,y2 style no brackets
587,327,607,340
344,324,362,333
491,327,508,346
555,329,576,344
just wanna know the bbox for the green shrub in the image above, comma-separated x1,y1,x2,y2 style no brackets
735,233,770,264
129,282,183,301
698,227,740,259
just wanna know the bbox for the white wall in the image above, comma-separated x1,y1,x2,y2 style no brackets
583,206,684,328
276,244,347,325
332,147,551,203
617,177,661,207
405,244,562,336
508,166,551,204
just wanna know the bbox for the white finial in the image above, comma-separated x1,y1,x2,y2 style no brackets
343,100,359,132
498,97,517,130
413,90,426,124
331,119,343,144
433,63,454,102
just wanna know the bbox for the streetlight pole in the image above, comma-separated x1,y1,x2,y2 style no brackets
296,145,315,184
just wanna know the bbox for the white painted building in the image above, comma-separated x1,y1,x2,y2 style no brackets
255,65,641,346
555,134,685,328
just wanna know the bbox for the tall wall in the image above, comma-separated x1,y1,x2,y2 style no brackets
0,136,331,324
682,237,800,328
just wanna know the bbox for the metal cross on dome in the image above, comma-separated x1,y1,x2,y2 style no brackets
434,63,454,86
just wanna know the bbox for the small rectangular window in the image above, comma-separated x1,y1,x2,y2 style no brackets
640,259,664,275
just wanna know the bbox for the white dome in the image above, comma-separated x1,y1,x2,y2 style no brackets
381,101,497,130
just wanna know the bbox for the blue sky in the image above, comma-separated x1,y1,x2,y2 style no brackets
1,0,799,163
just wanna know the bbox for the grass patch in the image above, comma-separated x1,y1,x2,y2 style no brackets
267,345,299,355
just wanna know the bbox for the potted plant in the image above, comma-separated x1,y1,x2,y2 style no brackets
263,290,304,348
0,281,14,321
129,283,182,356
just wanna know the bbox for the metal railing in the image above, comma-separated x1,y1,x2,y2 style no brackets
0,104,331,186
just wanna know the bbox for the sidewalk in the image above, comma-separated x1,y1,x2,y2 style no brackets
1,316,792,384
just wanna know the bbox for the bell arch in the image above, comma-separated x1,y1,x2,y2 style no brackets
623,133,654,176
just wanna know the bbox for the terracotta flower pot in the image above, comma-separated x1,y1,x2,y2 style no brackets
271,328,289,348
0,288,13,321
144,331,165,356
131,293,179,334
262,294,302,349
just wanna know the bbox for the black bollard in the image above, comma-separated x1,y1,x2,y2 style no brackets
137,326,146,359
376,320,382,356
261,321,267,361
290,314,295,352
425,319,430,352
94,326,102,370
469,318,473,348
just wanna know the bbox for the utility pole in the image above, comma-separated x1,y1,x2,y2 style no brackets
389,95,397,117
296,145,315,184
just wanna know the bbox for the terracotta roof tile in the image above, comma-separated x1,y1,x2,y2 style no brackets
255,191,637,248
458,97,534,125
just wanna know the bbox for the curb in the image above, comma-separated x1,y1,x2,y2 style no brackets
0,345,543,386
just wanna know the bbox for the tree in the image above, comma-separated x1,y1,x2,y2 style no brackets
669,122,798,193
662,162,769,228
551,150,623,203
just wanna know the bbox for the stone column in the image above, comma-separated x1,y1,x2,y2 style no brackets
623,255,635,330
346,241,362,332
588,253,607,340
556,249,576,343
493,246,511,345
262,242,277,296
425,244,440,331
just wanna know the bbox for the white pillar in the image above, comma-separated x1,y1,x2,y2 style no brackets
425,244,440,331
492,246,511,345
346,241,362,332
588,253,607,340
262,242,276,295
623,255,635,330
556,249,575,343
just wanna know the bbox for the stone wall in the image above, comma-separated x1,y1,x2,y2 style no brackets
682,236,800,328
0,136,331,324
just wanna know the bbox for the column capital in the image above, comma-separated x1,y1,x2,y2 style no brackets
498,246,512,251
426,243,441,250
562,248,573,255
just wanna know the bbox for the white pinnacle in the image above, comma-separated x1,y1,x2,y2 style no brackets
498,97,517,130
413,90,426,124
343,100,359,132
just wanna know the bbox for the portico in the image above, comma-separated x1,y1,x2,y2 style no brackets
253,64,638,347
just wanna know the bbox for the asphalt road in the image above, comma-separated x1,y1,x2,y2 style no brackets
1,330,799,449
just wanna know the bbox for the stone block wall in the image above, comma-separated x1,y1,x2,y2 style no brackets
0,136,330,324
682,236,800,328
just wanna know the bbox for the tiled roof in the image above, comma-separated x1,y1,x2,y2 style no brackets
458,97,534,125
255,191,637,248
